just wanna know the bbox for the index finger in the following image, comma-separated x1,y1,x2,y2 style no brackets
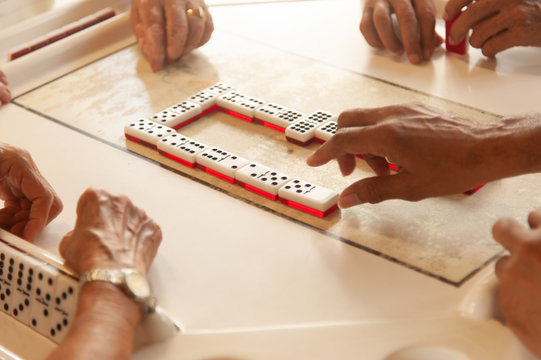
140,0,166,71
448,0,498,46
306,127,388,167
163,0,188,60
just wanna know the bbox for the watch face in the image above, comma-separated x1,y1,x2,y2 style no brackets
125,272,151,298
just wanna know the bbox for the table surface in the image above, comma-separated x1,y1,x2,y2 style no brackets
0,1,540,359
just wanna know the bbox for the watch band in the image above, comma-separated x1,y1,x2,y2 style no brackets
80,268,157,313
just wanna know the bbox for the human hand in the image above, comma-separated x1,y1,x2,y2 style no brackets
130,0,214,71
306,103,537,207
0,70,11,107
493,208,541,358
360,0,443,64
59,188,162,275
0,144,62,241
444,0,541,57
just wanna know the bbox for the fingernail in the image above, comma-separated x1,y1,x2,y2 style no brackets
339,192,361,209
408,53,421,64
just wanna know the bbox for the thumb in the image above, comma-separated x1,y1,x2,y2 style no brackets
339,173,417,207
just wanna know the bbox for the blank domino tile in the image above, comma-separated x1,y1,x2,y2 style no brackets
285,119,320,146
315,120,337,143
151,101,202,129
124,119,175,149
278,179,339,217
188,90,219,115
195,147,250,183
234,163,291,200
206,82,235,96
216,92,265,122
157,133,208,168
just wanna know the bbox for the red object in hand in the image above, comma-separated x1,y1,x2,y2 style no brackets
446,13,467,55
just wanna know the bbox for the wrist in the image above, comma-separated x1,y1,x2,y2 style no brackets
481,116,541,179
78,281,143,329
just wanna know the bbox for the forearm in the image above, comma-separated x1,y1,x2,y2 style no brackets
46,282,142,360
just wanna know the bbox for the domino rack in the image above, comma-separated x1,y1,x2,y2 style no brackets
0,228,180,352
124,82,342,218
0,229,78,345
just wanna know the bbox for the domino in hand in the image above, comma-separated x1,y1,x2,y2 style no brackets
124,119,175,149
235,163,291,200
278,179,339,217
445,13,467,55
195,147,250,183
151,101,202,130
157,133,208,168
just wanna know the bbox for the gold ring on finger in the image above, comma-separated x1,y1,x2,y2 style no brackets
186,6,206,23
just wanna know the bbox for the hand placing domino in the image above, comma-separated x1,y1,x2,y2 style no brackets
157,133,208,168
195,147,250,183
124,119,175,149
278,179,339,217
235,162,291,200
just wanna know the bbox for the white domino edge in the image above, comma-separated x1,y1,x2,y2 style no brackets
278,179,339,216
234,163,291,199
157,133,208,167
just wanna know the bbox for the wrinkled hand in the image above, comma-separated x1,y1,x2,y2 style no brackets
0,144,62,241
493,208,541,358
306,103,537,207
131,0,214,71
444,0,541,57
60,188,162,275
0,70,11,108
360,0,443,64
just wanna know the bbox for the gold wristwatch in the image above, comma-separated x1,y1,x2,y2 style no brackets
79,268,157,313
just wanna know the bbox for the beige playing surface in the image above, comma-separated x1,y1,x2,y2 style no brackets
14,31,538,285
